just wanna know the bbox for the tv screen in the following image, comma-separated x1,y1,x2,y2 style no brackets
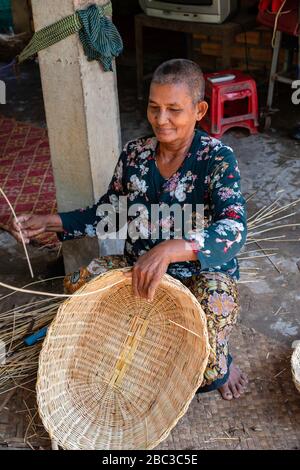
158,0,213,4
139,0,238,24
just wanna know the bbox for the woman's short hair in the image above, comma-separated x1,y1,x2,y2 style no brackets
151,59,205,104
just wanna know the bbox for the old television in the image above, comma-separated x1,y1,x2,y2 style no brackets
139,0,238,24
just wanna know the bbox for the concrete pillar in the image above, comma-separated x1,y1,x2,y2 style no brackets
31,0,122,273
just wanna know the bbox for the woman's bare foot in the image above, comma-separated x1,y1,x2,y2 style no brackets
218,362,248,400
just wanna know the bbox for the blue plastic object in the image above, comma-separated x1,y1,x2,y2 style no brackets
24,327,48,346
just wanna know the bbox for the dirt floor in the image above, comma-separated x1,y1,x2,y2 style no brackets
0,55,300,450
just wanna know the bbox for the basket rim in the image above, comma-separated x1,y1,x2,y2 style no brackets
291,341,300,385
36,268,210,450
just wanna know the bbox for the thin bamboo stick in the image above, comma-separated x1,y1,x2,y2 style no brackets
0,298,61,318
249,239,300,243
248,211,297,230
249,223,300,237
239,272,262,276
248,197,300,225
246,235,286,244
0,187,34,278
247,198,276,222
7,309,17,355
0,276,65,302
240,248,279,254
0,279,125,298
247,196,283,222
254,240,281,273
246,190,259,202
238,254,278,260
250,202,299,223
239,267,261,270
168,320,201,339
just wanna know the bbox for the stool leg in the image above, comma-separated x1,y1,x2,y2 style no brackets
214,87,222,136
247,86,251,115
267,31,282,111
251,81,259,126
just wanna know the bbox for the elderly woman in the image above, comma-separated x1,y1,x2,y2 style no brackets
11,59,248,400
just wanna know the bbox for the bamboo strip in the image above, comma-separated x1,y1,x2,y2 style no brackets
0,187,34,278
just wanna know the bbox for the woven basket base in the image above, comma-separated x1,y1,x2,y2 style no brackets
1,323,300,450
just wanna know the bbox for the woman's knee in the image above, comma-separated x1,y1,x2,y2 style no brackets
64,255,129,294
188,271,240,325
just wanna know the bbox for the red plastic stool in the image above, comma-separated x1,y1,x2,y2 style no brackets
201,70,259,138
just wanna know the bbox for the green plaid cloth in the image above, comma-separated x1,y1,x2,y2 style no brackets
18,3,123,72
78,4,123,71
18,13,82,63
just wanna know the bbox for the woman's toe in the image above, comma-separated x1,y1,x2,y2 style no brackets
238,375,248,387
239,377,247,386
229,383,240,399
219,383,233,400
236,382,244,394
241,373,248,384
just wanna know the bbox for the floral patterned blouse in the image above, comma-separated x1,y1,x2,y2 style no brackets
58,129,247,281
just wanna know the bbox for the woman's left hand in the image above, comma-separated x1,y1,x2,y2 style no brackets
124,242,171,302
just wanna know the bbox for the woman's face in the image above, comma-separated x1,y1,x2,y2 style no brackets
147,82,208,145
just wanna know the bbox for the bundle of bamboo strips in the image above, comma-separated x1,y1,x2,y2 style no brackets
237,193,300,281
0,294,62,394
246,194,300,245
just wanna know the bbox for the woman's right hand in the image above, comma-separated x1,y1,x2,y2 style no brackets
10,214,63,244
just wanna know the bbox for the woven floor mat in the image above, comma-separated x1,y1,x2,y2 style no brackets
157,323,300,450
0,323,299,450
0,116,58,247
0,384,51,450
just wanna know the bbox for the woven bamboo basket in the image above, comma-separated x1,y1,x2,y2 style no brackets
36,269,210,450
291,341,300,393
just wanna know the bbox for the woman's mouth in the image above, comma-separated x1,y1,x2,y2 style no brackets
156,128,175,134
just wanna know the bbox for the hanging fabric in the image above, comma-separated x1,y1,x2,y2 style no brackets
77,4,123,71
17,2,123,72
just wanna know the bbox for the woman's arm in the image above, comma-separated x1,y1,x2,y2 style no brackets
10,214,63,244
185,147,247,269
56,146,128,242
10,145,128,244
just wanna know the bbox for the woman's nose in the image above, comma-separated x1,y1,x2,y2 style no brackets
157,110,169,125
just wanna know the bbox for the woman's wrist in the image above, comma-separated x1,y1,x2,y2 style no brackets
45,214,64,232
158,239,198,264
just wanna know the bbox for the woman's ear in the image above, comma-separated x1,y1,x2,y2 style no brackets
196,101,208,122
